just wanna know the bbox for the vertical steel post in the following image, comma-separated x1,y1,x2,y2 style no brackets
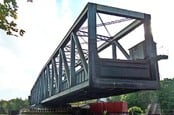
45,70,48,98
88,3,97,83
112,43,117,59
42,71,46,99
46,66,51,96
41,73,45,99
39,78,42,102
70,35,76,86
144,14,159,81
52,58,59,93
37,81,39,104
41,74,44,101
144,14,155,58
59,51,63,92
51,63,54,95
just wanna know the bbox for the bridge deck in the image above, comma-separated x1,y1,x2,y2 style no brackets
41,59,158,106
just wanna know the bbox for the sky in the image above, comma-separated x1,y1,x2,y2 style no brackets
0,0,173,100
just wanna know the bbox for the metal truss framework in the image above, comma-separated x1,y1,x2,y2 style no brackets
30,3,161,107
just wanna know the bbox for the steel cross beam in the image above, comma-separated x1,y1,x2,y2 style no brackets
29,3,161,107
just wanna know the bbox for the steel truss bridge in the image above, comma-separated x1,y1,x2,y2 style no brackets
29,3,162,107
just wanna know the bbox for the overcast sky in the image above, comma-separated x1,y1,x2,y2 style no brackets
0,0,173,100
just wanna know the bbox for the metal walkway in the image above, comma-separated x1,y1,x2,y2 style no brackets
29,3,162,107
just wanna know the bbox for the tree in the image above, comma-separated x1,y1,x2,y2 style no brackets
0,100,8,113
158,78,174,113
0,0,25,37
125,90,159,111
110,78,174,114
7,98,29,111
0,98,29,113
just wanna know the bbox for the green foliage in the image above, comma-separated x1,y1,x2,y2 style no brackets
0,100,8,113
125,90,159,110
128,106,143,115
158,78,174,113
120,95,127,101
0,0,25,37
0,98,29,113
109,96,121,102
110,78,174,114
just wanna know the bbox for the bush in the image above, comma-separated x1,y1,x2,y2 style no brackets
128,106,143,115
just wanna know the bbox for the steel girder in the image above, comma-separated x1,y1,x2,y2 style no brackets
29,3,161,107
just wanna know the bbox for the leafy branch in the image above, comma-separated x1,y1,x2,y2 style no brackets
0,0,25,37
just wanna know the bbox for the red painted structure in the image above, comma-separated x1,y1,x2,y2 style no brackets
90,102,128,114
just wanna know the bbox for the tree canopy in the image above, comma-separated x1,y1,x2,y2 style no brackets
110,78,174,114
0,0,25,37
0,98,29,114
